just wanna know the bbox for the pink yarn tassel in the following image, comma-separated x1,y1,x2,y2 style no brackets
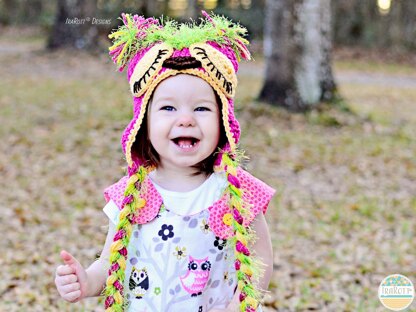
235,259,241,270
114,280,123,291
233,208,243,224
122,13,128,25
214,152,223,167
236,241,250,256
105,296,114,308
235,38,251,60
119,247,127,257
110,262,120,273
128,162,139,176
202,10,215,25
109,45,123,56
227,174,241,188
113,229,126,241
122,194,134,206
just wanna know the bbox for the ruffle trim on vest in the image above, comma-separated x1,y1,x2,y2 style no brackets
103,168,275,239
103,175,162,224
207,168,275,239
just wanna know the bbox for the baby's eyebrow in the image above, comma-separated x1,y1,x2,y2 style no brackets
193,98,216,104
153,96,175,102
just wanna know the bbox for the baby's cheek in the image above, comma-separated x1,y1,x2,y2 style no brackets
208,123,221,145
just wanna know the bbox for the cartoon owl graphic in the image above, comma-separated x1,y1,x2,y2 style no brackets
129,267,149,299
180,256,211,296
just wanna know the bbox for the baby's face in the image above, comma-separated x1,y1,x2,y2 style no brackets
147,74,220,172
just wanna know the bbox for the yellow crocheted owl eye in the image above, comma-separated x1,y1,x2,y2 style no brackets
189,43,237,98
129,43,174,97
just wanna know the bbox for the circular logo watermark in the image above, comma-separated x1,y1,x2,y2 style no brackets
378,274,414,311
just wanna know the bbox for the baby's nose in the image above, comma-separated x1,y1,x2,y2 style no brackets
177,113,196,127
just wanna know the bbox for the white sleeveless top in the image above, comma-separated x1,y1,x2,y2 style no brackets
103,172,241,312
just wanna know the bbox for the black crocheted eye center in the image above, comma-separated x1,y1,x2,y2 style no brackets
163,56,202,69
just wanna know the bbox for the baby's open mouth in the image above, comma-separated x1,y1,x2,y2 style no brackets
172,137,200,148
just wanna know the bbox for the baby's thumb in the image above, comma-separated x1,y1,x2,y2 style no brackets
59,250,88,300
60,250,81,270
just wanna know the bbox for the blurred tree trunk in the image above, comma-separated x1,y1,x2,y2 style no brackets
319,0,336,101
47,0,98,50
21,0,43,24
2,0,19,24
216,0,227,9
142,0,159,16
332,1,375,46
332,0,415,50
187,0,198,19
402,0,416,49
259,0,337,111
260,0,302,110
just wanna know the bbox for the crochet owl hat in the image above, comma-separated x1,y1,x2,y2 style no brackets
105,11,261,312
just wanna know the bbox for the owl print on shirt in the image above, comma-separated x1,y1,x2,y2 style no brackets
129,267,149,299
180,256,211,296
111,208,239,310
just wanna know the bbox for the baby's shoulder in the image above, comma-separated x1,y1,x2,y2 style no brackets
103,175,163,224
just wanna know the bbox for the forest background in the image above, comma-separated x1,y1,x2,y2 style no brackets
0,0,415,311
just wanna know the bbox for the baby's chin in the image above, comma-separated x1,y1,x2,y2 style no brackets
158,155,214,172
168,159,209,171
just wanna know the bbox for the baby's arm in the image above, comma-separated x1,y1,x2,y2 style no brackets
84,220,117,296
250,211,274,289
55,220,116,302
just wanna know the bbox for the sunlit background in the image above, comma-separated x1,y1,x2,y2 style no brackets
377,0,391,15
1,0,413,51
0,0,415,311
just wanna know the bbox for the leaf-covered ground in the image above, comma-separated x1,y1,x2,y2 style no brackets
1,28,415,311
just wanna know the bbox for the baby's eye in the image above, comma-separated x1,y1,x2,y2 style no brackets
195,106,211,112
160,106,175,111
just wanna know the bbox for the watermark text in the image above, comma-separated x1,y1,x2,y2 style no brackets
65,17,111,25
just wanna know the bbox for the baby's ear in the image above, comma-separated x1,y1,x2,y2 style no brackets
189,255,194,261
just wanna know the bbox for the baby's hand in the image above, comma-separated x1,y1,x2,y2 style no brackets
55,250,88,302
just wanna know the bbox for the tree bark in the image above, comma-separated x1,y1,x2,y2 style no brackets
402,0,416,49
187,0,198,20
1,0,19,25
142,0,159,16
47,0,99,50
259,0,337,111
260,0,305,111
21,0,43,24
319,0,337,101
